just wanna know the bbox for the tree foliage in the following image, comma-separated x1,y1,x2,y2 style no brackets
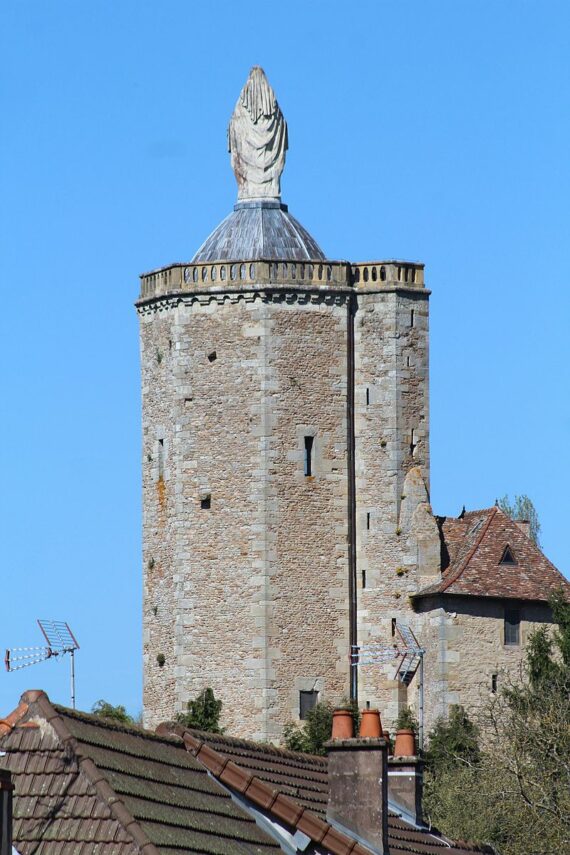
423,590,570,855
425,705,480,773
498,494,541,546
394,705,419,734
91,700,135,724
283,699,360,756
283,701,333,755
175,687,223,733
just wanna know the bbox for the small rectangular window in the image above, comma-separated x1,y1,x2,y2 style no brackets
410,309,415,327
391,618,397,637
366,512,371,531
304,436,314,477
200,495,211,510
491,674,498,694
299,690,318,720
366,388,370,406
504,608,520,645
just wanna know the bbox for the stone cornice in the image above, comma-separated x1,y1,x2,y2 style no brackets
135,285,430,316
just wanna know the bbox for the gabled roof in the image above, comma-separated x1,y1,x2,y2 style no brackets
416,507,570,601
158,723,485,855
0,690,278,855
0,691,486,855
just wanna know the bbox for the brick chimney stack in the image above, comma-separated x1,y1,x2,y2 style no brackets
326,733,389,854
387,756,424,826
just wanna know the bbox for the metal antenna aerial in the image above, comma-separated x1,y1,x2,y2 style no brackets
5,620,80,709
351,623,426,750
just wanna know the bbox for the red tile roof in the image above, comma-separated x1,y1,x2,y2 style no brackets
0,691,279,854
416,507,570,601
159,723,487,854
0,691,488,854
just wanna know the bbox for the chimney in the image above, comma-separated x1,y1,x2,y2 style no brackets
387,756,424,826
0,769,13,855
515,520,531,538
326,710,389,854
388,729,423,826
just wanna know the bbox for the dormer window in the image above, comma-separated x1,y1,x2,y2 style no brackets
500,545,516,565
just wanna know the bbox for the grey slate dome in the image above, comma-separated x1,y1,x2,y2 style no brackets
192,199,325,262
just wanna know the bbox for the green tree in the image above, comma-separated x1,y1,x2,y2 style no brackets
176,687,223,733
283,701,333,755
425,705,480,773
91,700,135,724
283,699,361,756
498,494,541,546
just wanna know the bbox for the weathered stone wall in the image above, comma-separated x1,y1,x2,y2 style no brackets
139,282,353,740
413,596,553,731
354,283,431,725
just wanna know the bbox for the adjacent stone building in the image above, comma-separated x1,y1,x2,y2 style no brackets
137,67,568,742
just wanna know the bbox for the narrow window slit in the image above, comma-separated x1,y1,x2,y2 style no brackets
410,309,415,327
410,428,417,458
304,436,314,477
158,438,164,479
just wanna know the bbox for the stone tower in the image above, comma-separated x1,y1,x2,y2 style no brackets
137,68,432,741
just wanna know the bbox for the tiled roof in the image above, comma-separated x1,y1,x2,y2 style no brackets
416,507,570,601
159,724,485,855
0,691,279,855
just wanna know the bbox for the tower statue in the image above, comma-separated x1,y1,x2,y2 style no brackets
228,66,288,200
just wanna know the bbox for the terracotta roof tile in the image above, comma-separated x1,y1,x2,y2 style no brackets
417,507,570,601
0,691,280,854
163,725,486,854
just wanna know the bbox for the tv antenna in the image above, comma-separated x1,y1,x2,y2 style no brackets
5,620,80,709
351,623,425,749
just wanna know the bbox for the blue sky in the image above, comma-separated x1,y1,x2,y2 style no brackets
1,1,568,717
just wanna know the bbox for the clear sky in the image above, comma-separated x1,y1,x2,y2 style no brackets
1,1,568,717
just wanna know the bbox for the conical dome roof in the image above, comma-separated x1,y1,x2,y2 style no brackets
192,200,325,262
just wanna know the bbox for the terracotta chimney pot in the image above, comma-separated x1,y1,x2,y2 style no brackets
394,728,416,757
331,709,354,740
359,709,382,738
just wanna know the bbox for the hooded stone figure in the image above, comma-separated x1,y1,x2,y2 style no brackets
228,66,288,200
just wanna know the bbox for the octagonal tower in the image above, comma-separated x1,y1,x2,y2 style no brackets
137,68,431,741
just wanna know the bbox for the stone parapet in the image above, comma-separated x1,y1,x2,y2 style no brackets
138,259,425,302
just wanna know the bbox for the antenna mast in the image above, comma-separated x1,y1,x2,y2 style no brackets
351,623,425,749
5,620,80,709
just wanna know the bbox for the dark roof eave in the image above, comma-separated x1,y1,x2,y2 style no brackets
411,589,554,605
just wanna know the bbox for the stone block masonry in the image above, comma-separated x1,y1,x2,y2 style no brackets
138,260,429,741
